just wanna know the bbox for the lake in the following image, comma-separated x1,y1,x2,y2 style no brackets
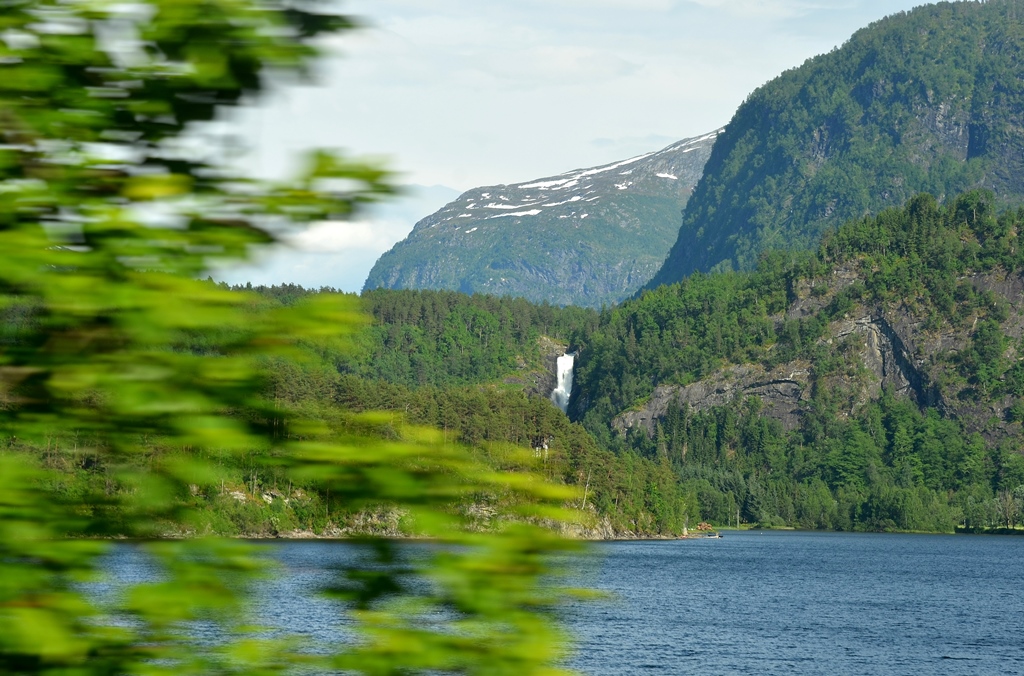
561,531,1024,675
101,531,1024,674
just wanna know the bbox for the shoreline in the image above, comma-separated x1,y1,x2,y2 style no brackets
100,523,1023,542
92,528,1014,543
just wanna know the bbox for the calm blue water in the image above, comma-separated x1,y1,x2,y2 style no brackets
562,531,1024,675
101,531,1024,674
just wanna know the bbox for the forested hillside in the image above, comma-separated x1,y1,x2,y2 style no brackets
650,0,1024,288
331,289,687,536
226,193,1024,537
205,285,688,536
576,190,1024,532
26,188,1024,538
356,289,598,388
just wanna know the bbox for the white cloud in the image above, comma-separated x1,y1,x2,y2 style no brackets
212,221,402,291
286,219,412,252
213,220,406,292
214,247,382,292
211,185,460,291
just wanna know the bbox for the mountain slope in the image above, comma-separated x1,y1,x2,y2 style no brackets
364,131,721,308
573,190,1024,531
649,0,1024,289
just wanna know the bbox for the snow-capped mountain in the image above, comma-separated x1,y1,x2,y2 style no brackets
364,130,722,308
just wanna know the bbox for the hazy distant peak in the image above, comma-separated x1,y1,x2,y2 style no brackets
364,129,723,307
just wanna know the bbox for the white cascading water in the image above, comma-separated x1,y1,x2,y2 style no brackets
551,352,575,413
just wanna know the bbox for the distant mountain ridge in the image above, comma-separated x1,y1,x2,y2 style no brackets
364,130,722,308
649,0,1024,289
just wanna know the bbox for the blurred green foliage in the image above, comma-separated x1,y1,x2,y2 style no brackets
0,1,577,673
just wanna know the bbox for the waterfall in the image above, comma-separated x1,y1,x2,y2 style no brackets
550,352,575,414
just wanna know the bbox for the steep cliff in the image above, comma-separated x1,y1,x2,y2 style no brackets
650,0,1024,288
611,299,953,438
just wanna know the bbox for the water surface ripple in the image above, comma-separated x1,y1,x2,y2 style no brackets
100,531,1024,674
562,531,1024,675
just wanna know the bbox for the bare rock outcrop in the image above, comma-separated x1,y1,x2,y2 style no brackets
828,309,941,408
613,361,812,434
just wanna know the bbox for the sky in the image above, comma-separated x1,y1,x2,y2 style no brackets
215,0,932,292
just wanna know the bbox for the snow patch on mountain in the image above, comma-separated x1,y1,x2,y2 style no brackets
487,209,543,219
543,196,584,206
485,202,542,210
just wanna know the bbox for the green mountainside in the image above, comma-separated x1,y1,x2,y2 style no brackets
576,190,1024,531
649,0,1024,289
364,131,721,308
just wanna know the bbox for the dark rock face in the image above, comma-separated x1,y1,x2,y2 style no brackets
831,313,935,407
613,362,812,434
364,131,722,308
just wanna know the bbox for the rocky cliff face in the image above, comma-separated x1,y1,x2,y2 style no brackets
364,131,722,308
615,268,1024,443
612,308,932,436
614,361,812,434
